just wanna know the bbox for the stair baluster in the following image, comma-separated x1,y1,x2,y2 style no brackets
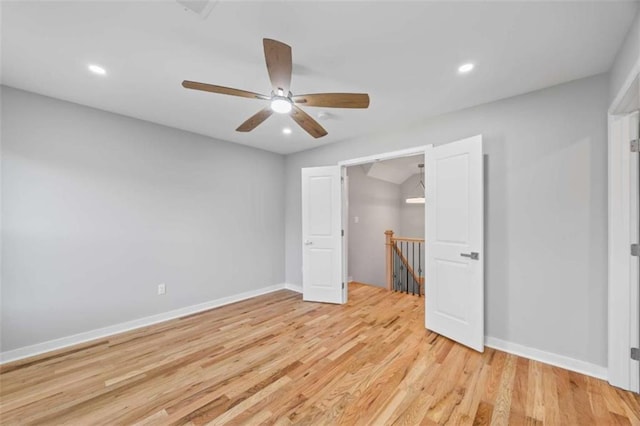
385,230,425,296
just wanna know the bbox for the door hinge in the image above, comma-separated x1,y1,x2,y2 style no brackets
341,176,344,183
631,347,640,361
341,229,344,237
632,139,639,153
632,244,640,257
342,282,345,289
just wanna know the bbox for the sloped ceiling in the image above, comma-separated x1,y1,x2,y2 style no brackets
363,156,423,185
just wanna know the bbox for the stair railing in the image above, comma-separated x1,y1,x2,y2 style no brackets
385,230,425,296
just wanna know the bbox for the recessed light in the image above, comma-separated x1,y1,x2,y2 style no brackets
458,63,474,74
88,64,107,75
282,127,292,135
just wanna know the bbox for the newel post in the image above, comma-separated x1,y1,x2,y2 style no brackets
385,230,394,291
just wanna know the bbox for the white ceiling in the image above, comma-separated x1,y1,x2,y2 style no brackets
361,155,424,185
1,1,637,154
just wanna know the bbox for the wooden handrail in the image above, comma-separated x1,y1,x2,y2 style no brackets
391,236,425,243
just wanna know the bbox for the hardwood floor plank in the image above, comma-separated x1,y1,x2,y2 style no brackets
472,401,494,426
540,363,562,424
509,357,529,418
525,360,545,421
1,284,639,425
490,354,516,425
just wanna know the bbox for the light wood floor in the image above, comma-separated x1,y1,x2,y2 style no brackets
1,284,639,425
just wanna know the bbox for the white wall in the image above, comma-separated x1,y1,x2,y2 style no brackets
609,7,640,105
285,74,609,367
347,165,400,287
399,174,425,239
1,86,285,352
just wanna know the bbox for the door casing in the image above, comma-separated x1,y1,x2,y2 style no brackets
608,58,640,391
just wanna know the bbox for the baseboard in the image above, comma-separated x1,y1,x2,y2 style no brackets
485,336,608,381
3,287,606,381
284,283,303,293
1,283,293,364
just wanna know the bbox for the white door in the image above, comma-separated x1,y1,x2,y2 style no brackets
425,135,484,352
301,166,344,304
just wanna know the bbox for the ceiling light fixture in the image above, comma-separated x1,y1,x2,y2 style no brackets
282,127,292,135
406,198,425,204
405,164,425,204
458,63,474,74
88,64,107,75
271,96,292,114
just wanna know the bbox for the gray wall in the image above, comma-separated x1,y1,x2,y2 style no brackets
399,174,425,239
346,165,400,287
285,74,609,367
610,7,639,105
1,86,285,351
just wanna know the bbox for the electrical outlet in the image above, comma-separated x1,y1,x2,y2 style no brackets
157,283,166,295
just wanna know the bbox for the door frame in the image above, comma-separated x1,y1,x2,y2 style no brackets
338,146,430,300
608,59,640,391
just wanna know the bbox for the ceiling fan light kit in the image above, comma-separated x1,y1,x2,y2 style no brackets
270,96,292,114
181,38,370,138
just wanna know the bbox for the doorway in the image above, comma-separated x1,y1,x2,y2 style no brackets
608,75,640,392
301,136,485,352
344,154,425,295
608,71,640,392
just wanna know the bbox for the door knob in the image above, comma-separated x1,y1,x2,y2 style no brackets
460,252,479,260
304,241,313,246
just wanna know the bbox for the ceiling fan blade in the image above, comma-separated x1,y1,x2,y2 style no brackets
236,107,274,132
292,93,370,109
263,38,292,94
182,81,269,100
290,105,328,139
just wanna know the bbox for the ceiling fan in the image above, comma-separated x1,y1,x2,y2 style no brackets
181,38,370,139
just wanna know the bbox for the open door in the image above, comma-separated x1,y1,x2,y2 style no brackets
301,166,344,304
425,135,484,352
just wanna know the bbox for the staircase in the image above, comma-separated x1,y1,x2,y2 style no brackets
385,230,424,296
